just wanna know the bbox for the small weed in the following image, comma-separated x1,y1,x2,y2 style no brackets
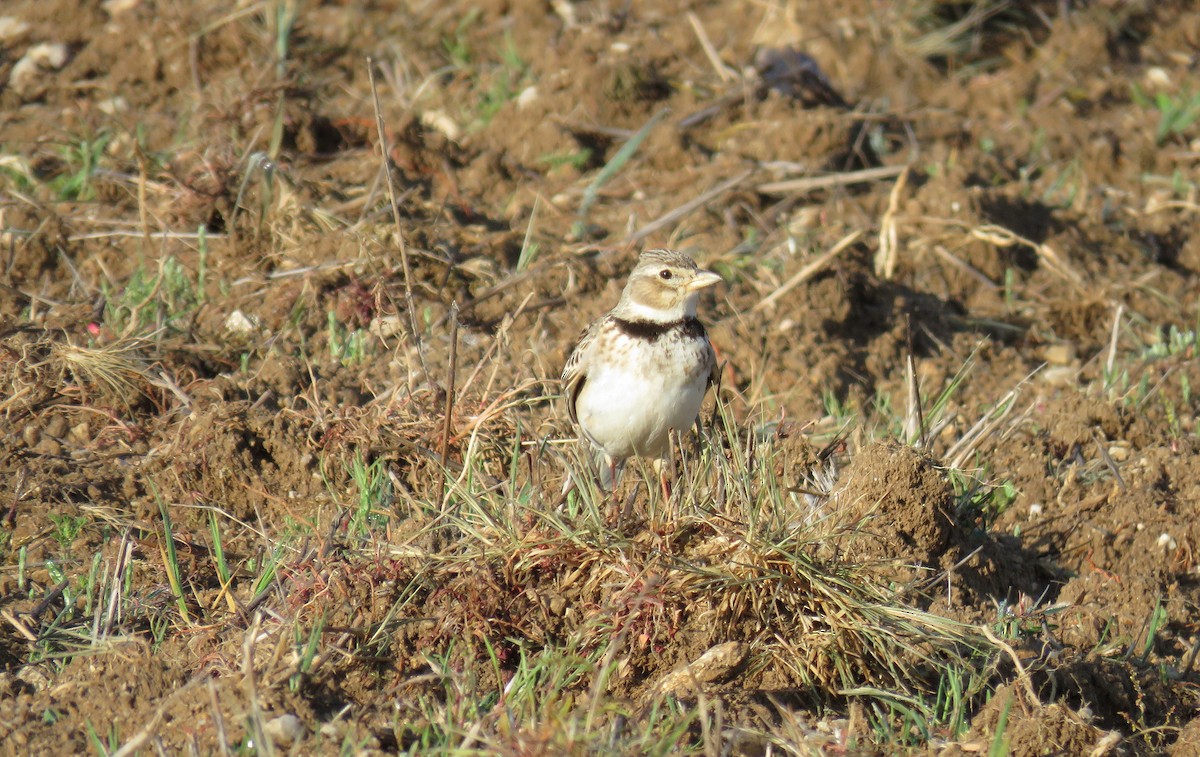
152,484,190,624
349,452,391,536
83,551,103,616
576,108,667,232
442,9,481,68
270,0,299,76
951,469,1017,529
53,130,113,201
289,611,326,692
822,387,856,426
538,148,593,171
1143,325,1198,360
1131,84,1200,145
102,254,203,337
48,513,88,550
517,197,541,272
327,310,368,365
1136,598,1168,662
476,33,528,125
85,718,120,756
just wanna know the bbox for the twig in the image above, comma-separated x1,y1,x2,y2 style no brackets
626,169,753,244
1092,430,1127,492
1,608,36,641
242,613,273,757
874,164,910,279
757,164,907,195
687,12,734,83
1104,303,1124,381
904,317,925,448
753,230,861,312
946,370,1038,470
981,625,1040,706
931,244,998,289
438,303,460,507
971,224,1085,290
367,56,427,384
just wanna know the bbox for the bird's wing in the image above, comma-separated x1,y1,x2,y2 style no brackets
560,317,604,426
706,338,721,395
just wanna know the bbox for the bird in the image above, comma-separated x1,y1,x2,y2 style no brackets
561,248,722,496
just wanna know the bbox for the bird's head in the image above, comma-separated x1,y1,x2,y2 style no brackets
618,249,722,321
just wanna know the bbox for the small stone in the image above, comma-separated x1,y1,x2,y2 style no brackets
1144,66,1171,90
10,43,70,96
1041,343,1075,366
0,17,32,41
96,97,128,115
224,309,259,333
1106,445,1128,462
419,109,460,142
652,642,747,697
1041,365,1076,387
263,714,303,746
44,415,68,439
70,421,91,444
368,315,404,339
517,85,538,109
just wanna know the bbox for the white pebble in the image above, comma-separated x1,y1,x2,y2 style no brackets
224,310,259,333
0,17,31,41
517,85,538,109
10,43,69,95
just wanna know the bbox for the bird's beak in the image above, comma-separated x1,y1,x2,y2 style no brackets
686,269,722,292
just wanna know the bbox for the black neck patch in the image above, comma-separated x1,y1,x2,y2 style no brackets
612,316,705,342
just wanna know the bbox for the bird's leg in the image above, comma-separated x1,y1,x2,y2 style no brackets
652,457,672,507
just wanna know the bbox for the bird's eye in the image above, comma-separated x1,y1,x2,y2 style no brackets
659,269,673,280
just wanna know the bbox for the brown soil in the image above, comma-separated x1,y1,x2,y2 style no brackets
3,0,1200,754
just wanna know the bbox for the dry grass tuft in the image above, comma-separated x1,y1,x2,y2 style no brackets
51,337,156,409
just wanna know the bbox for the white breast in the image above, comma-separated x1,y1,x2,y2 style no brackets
574,334,710,461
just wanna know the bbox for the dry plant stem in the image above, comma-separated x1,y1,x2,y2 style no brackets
753,230,862,312
1105,303,1124,380
756,164,906,195
945,371,1037,470
904,328,925,447
875,164,910,279
932,243,998,289
687,11,735,82
136,147,152,257
367,56,426,384
102,535,133,637
626,169,753,244
438,303,460,507
242,613,274,757
971,223,1085,290
980,625,1039,708
1,609,36,641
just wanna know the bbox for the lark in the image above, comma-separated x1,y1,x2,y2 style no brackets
561,248,721,492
